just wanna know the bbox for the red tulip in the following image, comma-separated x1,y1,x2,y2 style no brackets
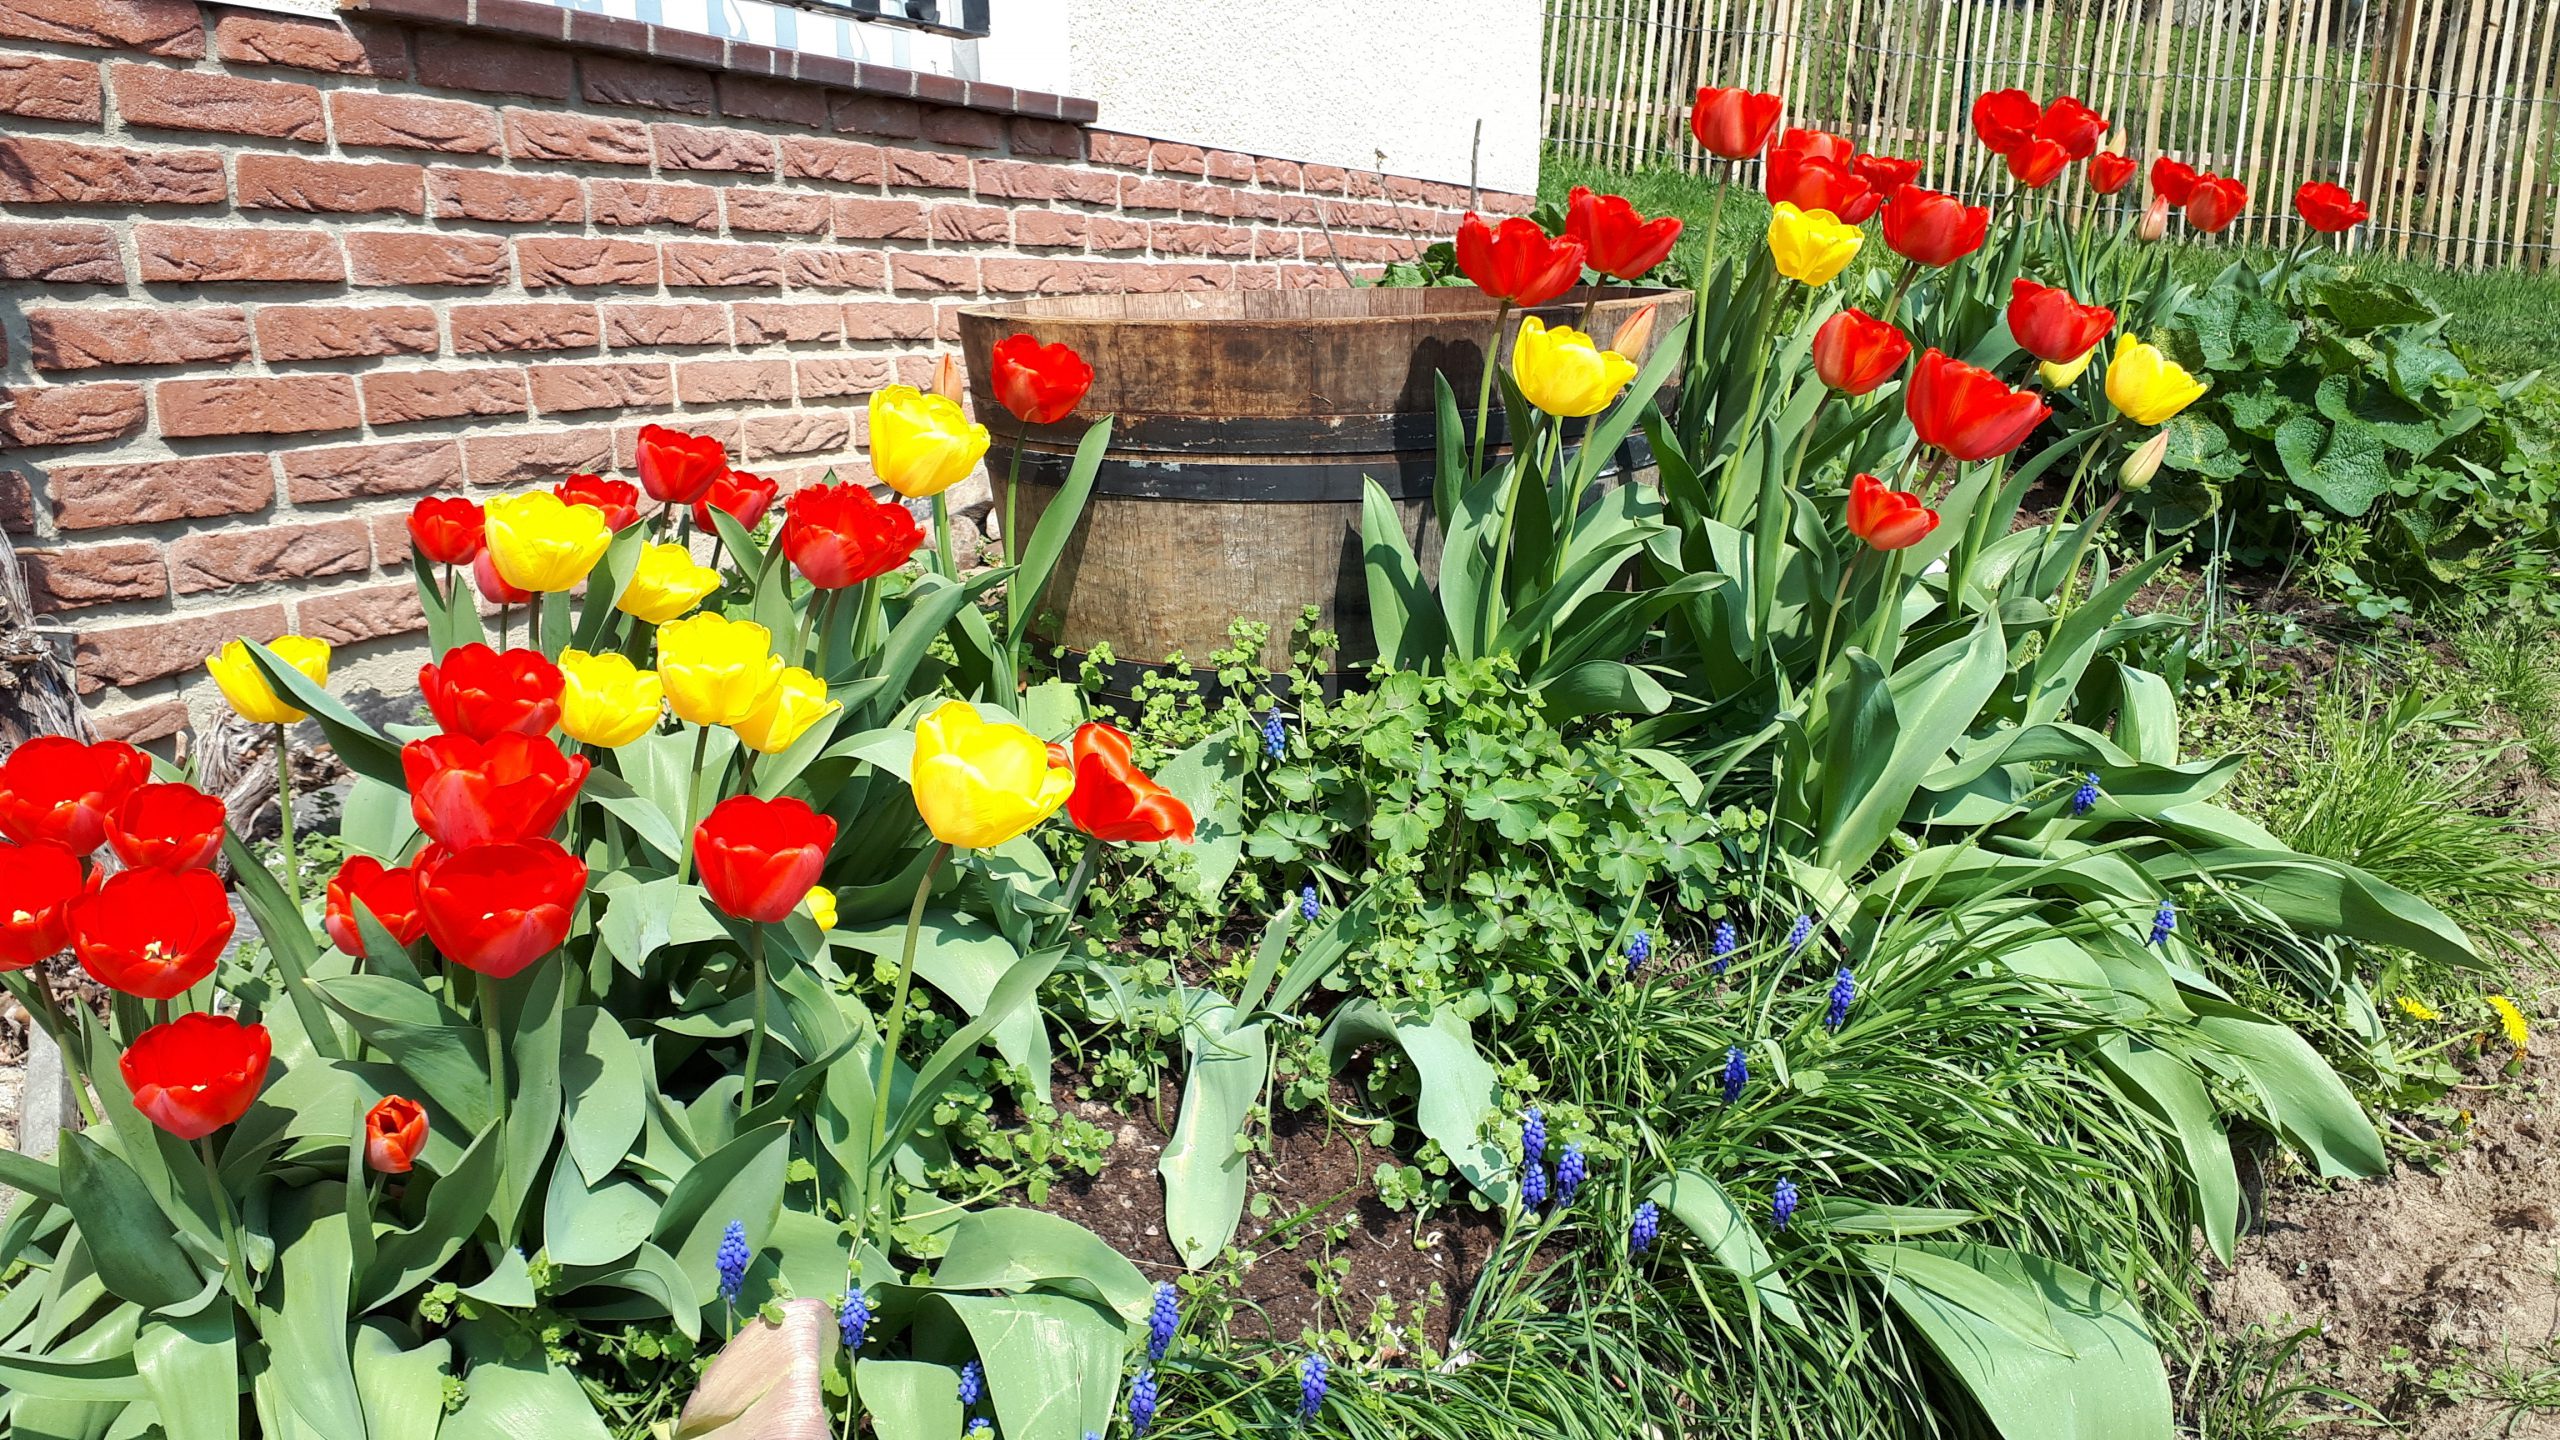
1845,473,1940,551
2185,175,2248,233
2089,152,2138,195
473,548,534,606
988,333,1096,426
0,736,150,856
780,481,926,589
635,424,728,506
2149,157,2200,206
69,865,235,1000
2032,96,2108,161
121,1012,270,1140
1971,89,2041,154
422,644,564,743
1063,723,1196,844
1766,130,1880,223
1771,126,1852,166
2294,182,2369,234
694,470,780,534
1881,186,1990,266
401,732,590,850
1690,86,1784,160
324,855,428,955
554,474,643,532
1811,308,1912,396
693,794,837,924
2006,279,2116,365
1907,349,2052,462
2006,137,2069,189
105,783,226,872
1453,214,1586,306
416,838,586,979
364,1095,428,1174
1564,187,1684,281
0,840,83,971
408,497,486,566
1848,152,1920,197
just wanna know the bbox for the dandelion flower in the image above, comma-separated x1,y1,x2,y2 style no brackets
2395,994,2441,1022
2488,994,2530,1053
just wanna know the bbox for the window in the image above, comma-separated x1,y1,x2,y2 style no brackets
536,0,992,65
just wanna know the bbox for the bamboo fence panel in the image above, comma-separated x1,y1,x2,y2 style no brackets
1541,0,2560,270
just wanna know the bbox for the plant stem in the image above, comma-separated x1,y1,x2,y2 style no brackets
868,842,949,1249
678,724,714,882
20,969,100,1126
931,492,957,580
274,723,301,911
1805,554,1863,722
481,974,508,1124
1880,259,1919,327
199,1138,257,1314
740,924,768,1120
2040,417,2123,564
1048,834,1101,950
1469,300,1513,485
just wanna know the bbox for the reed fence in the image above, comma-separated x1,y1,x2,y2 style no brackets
1542,0,2560,269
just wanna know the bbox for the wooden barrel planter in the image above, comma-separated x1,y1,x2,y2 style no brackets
956,285,1687,699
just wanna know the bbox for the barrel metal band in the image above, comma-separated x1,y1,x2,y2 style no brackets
989,431,1658,502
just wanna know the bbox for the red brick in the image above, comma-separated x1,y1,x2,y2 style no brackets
47,453,272,529
586,177,717,229
296,582,425,647
0,382,145,447
601,302,726,347
255,304,438,362
930,203,1010,242
1149,141,1206,175
451,303,598,354
981,257,1083,295
842,300,937,341
785,248,886,291
18,540,165,612
780,135,881,185
829,93,919,139
661,240,784,289
517,236,658,288
76,603,290,695
1345,171,1385,200
331,91,499,155
744,411,849,460
94,700,188,745
726,188,830,236
0,137,222,205
716,73,822,128
282,438,461,504
158,376,359,438
1014,210,1088,249
214,13,405,76
922,106,1002,150
237,154,424,215
347,230,505,287
1055,169,1122,206
505,108,649,166
363,368,528,425
654,123,774,173
429,166,579,224
0,221,121,283
112,64,322,140
1206,151,1256,183
1090,216,1148,251
1088,131,1151,168
466,428,611,488
884,149,969,190
528,361,673,414
833,197,926,240
136,224,344,283
0,51,99,121
731,301,843,345
972,159,1064,201
0,0,201,57
1121,177,1185,212
0,470,30,533
1155,222,1254,258
28,305,249,370
1008,118,1083,159
1302,164,1348,194
414,32,569,100
1254,229,1302,260
584,55,711,114
676,359,790,405
171,518,371,594
890,253,978,292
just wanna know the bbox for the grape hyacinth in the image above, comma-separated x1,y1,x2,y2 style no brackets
1824,967,1856,1032
1785,913,1815,953
1710,919,1738,974
1299,1354,1329,1420
1554,1143,1586,1206
1262,705,1287,759
1300,883,1319,921
968,1421,991,1437
1630,1200,1661,1255
1520,1162,1549,1209
2148,899,2177,947
2070,771,2102,816
1147,1281,1179,1362
1721,1044,1748,1105
1127,1368,1158,1435
1624,929,1652,979
1521,1107,1547,1171
838,1289,871,1352
1772,1178,1801,1231
714,1220,750,1308
958,1359,985,1407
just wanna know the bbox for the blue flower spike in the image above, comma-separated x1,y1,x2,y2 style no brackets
1147,1281,1179,1363
1262,705,1288,759
2071,771,2101,817
838,1289,871,1352
1786,913,1814,953
1824,967,1855,1032
1521,1107,1546,1170
1128,1368,1158,1435
1300,883,1319,921
1772,1178,1801,1232
967,1421,991,1437
1521,1162,1548,1209
2149,899,2177,947
1710,919,1738,974
1630,1200,1661,1255
1624,928,1651,979
1721,1044,1748,1105
714,1219,750,1308
1554,1143,1586,1207
958,1358,985,1407
1299,1353,1329,1420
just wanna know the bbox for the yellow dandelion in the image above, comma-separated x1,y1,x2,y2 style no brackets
2395,994,2441,1022
2486,994,2530,1053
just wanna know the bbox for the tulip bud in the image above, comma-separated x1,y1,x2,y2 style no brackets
1609,302,1659,359
2120,429,2170,490
2137,194,2170,243
930,353,965,405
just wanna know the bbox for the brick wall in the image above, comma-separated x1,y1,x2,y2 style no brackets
0,0,1532,745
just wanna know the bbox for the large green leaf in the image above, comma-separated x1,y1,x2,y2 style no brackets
1157,995,1268,1270
650,1122,790,1310
358,1126,502,1311
56,1133,200,1310
439,1318,611,1440
1650,1169,1803,1331
560,1007,649,1186
316,975,492,1130
137,1307,239,1440
240,640,404,789
2189,998,2386,1178
834,915,1044,1079
2093,1038,2241,1263
351,1325,449,1440
1360,475,1447,671
260,1181,367,1439
854,1360,963,1440
1320,1000,1508,1204
940,1291,1129,1440
1148,731,1249,907
932,1208,1153,1324
1816,616,2008,873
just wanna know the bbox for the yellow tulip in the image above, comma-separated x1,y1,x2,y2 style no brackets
911,700,1073,849
485,490,611,594
1510,316,1638,419
732,665,838,754
617,543,722,625
2039,344,2100,390
557,648,663,748
206,635,330,725
2103,335,2210,426
657,612,783,727
867,385,989,498
1767,202,1863,286
802,886,837,931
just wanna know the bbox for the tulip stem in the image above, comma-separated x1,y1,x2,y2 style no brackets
481,975,509,1125
678,725,714,883
1880,259,1919,328
1469,300,1512,485
2040,416,2123,565
198,1139,256,1314
869,841,949,1248
1048,834,1101,951
931,493,957,581
274,723,301,911
740,925,768,1120
1805,553,1864,723
20,969,101,1127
